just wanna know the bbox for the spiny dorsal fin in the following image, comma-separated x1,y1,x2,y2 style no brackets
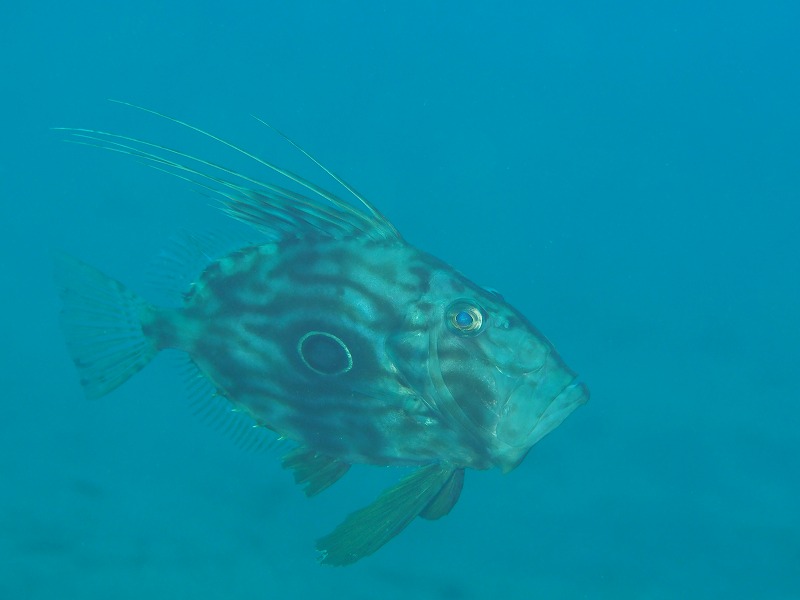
57,101,403,243
316,463,456,566
282,446,351,497
419,468,465,520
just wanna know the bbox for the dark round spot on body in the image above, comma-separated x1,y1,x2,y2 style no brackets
297,331,353,376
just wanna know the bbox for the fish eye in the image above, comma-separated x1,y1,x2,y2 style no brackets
297,331,353,376
446,301,486,336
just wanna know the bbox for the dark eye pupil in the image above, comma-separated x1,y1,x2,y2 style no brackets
455,311,473,328
446,301,486,336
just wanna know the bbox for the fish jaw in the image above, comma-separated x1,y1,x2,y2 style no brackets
493,371,589,473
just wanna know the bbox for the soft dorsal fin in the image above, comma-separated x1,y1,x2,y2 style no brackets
282,446,351,497
316,463,457,566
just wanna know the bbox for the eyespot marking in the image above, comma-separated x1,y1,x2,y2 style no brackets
297,331,353,376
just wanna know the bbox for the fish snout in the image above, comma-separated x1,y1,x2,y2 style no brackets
492,360,588,472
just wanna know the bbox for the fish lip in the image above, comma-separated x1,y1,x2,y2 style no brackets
492,374,588,472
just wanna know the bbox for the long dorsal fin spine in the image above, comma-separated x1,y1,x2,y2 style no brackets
251,116,401,239
104,100,401,240
65,129,366,226
58,119,394,241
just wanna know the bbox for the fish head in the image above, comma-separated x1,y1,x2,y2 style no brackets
387,267,588,473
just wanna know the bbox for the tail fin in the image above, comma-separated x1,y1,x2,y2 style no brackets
53,253,158,399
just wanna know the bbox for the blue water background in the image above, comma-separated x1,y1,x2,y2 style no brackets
2,2,798,598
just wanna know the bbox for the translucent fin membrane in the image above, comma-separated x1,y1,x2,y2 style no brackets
145,228,261,306
53,252,157,399
55,102,403,243
176,355,275,452
282,446,351,497
317,463,457,566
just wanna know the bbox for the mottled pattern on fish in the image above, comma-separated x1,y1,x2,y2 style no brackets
55,104,588,565
147,237,485,467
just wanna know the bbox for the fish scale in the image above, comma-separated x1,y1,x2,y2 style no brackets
55,103,588,565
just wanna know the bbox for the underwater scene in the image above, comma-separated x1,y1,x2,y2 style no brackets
2,2,798,598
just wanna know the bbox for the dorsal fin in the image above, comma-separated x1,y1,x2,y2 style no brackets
146,227,260,305
55,102,403,242
251,115,399,237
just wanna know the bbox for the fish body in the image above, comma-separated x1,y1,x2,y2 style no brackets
55,106,588,565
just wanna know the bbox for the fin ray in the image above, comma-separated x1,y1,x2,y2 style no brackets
174,355,273,452
54,253,157,399
57,101,403,241
146,228,260,305
282,446,351,496
61,129,391,241
316,463,456,566
419,468,465,520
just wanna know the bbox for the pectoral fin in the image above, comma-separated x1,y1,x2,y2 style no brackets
282,446,350,497
317,463,456,566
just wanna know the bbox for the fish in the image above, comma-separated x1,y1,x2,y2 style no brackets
54,103,589,566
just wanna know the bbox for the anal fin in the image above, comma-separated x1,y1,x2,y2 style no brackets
316,463,456,566
282,446,350,497
178,355,272,452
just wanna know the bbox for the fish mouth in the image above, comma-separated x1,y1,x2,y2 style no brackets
493,371,589,472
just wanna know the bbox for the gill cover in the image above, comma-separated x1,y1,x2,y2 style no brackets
386,270,588,471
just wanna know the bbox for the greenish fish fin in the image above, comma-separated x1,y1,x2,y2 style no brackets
145,227,260,306
419,468,465,520
316,463,456,566
282,446,351,496
53,252,158,400
59,109,403,243
176,355,273,452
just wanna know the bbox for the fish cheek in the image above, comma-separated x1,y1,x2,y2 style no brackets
439,338,501,424
385,329,432,396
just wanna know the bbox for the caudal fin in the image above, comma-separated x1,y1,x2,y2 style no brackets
53,253,158,399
